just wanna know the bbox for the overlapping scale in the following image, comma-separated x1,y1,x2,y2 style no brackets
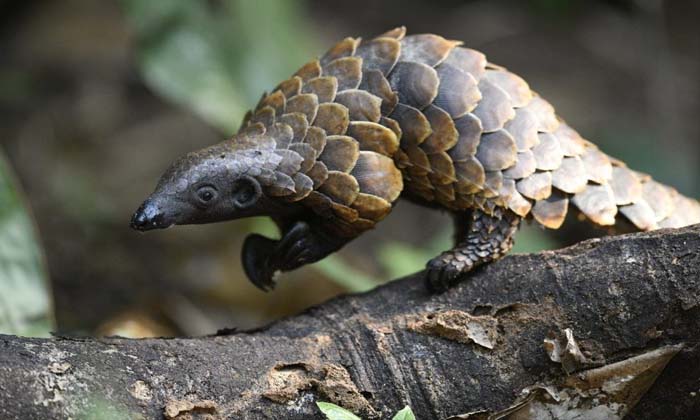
524,96,558,132
581,147,613,184
620,200,657,231
483,70,531,108
388,61,439,110
303,126,327,154
351,193,392,221
276,76,302,98
503,150,537,179
317,171,360,206
346,121,399,156
334,90,382,122
355,37,401,75
274,149,303,176
475,129,517,171
434,64,480,118
427,152,456,185
609,166,643,206
294,60,322,82
376,26,406,41
285,94,319,124
359,70,398,114
277,113,308,144
302,77,338,103
553,123,586,157
257,90,286,115
350,151,403,202
504,108,539,152
288,143,316,173
483,171,503,198
267,172,296,197
266,123,294,149
318,135,359,172
250,106,275,127
447,113,482,161
551,156,587,193
572,184,617,226
287,173,314,202
501,179,532,217
641,180,674,222
472,79,515,132
323,56,363,91
313,103,349,135
455,157,485,192
389,103,431,147
516,172,552,200
659,195,699,228
399,34,460,67
306,161,329,188
320,37,360,65
532,133,563,171
531,190,568,229
442,47,486,80
420,105,458,153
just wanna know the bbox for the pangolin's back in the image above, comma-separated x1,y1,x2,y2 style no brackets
238,27,700,234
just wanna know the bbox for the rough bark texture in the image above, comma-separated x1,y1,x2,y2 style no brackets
1,225,699,420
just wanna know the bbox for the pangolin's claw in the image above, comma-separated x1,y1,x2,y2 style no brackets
275,221,312,270
425,255,471,292
242,222,314,291
242,233,278,291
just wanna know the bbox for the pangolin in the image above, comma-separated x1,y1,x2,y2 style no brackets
131,27,700,291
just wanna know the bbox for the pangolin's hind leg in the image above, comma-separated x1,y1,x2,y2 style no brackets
426,208,522,291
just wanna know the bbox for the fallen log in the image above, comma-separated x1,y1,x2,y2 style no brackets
1,225,699,419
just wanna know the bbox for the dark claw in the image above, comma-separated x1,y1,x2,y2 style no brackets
275,221,312,270
425,256,470,292
242,233,278,291
242,221,313,291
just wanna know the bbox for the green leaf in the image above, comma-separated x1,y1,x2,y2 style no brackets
316,402,363,420
392,406,416,420
121,0,317,134
0,150,53,336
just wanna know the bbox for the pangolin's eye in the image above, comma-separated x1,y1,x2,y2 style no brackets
195,185,218,205
232,176,261,209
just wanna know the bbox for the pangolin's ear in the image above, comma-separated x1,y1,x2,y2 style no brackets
231,175,262,209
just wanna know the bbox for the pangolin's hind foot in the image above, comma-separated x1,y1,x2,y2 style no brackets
426,208,521,292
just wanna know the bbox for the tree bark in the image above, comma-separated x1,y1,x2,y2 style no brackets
1,225,699,420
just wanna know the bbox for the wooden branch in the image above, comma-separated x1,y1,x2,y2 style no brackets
1,226,699,419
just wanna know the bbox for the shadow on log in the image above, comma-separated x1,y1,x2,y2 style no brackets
1,225,699,419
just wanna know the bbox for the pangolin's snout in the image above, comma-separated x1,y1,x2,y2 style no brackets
130,199,169,231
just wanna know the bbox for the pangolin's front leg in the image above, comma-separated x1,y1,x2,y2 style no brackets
426,208,522,292
242,221,351,291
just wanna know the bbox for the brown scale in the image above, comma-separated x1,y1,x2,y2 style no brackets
220,27,699,290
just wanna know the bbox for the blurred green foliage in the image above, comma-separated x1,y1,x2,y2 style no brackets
122,0,317,134
317,402,416,420
317,402,362,420
0,151,53,336
77,396,135,420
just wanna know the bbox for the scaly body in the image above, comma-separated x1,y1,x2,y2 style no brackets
131,27,700,291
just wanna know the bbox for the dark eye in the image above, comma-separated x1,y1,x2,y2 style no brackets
196,186,218,205
232,177,260,209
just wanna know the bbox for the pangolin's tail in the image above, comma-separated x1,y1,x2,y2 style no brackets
567,147,700,231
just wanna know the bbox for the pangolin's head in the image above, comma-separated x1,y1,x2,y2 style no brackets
131,134,282,231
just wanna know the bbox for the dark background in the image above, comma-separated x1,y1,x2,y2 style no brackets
1,0,698,336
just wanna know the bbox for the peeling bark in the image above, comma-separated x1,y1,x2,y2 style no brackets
1,226,699,419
